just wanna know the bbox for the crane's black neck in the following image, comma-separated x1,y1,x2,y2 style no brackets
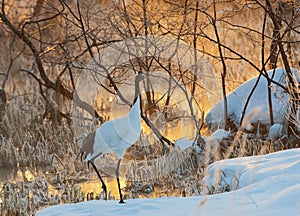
133,77,141,104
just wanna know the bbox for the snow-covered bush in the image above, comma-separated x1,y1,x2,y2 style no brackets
206,68,300,134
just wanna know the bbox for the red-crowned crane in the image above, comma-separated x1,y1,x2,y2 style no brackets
80,73,145,203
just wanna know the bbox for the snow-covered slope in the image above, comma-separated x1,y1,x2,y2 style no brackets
37,148,300,216
206,68,300,132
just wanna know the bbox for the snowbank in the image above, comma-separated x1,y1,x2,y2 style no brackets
206,68,300,132
37,148,300,216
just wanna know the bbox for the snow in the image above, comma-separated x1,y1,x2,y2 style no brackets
209,129,229,140
37,148,300,216
268,123,286,141
201,129,230,158
174,138,194,150
206,68,300,132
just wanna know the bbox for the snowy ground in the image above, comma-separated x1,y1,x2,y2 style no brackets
37,148,300,216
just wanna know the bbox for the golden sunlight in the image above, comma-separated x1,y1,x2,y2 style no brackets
79,178,126,200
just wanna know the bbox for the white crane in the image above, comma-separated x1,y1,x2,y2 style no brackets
80,73,145,203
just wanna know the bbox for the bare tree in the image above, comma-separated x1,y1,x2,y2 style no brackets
0,0,104,125
1,0,299,145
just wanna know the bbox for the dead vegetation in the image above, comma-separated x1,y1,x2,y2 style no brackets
0,0,300,215
1,88,300,215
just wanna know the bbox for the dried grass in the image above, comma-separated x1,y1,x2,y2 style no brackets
1,90,299,215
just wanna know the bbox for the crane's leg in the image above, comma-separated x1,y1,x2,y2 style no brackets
89,161,107,200
116,159,125,203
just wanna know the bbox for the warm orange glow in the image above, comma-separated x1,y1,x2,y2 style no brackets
24,170,35,182
16,169,24,182
79,177,126,200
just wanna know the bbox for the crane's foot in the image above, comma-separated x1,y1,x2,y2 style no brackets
119,199,125,204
